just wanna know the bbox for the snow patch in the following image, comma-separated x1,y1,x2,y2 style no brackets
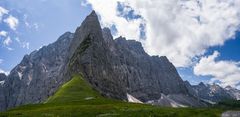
18,72,23,80
225,86,240,100
27,74,32,85
201,99,216,104
235,95,240,100
19,65,26,70
161,94,187,107
127,93,143,103
0,80,5,85
42,63,48,72
146,94,187,108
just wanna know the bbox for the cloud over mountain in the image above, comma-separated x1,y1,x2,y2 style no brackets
194,51,240,88
85,0,240,67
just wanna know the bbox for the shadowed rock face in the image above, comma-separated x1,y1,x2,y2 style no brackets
0,73,7,111
0,32,74,111
0,11,203,111
69,11,189,101
225,86,240,100
0,74,6,81
189,82,234,102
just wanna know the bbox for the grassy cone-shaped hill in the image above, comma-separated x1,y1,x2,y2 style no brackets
0,74,223,117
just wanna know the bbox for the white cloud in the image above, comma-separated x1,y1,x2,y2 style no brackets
4,15,19,30
86,0,240,67
15,37,30,49
22,42,30,49
0,68,9,75
33,23,39,30
81,0,89,7
194,51,240,88
23,14,39,31
0,6,8,21
6,47,14,51
0,31,7,37
2,36,14,50
3,36,12,46
86,0,144,41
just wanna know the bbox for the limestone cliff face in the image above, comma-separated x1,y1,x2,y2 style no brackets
1,32,74,110
0,74,6,81
0,73,6,111
0,11,205,111
69,11,189,101
225,86,240,100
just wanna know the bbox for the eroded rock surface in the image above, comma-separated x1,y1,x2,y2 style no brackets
1,32,74,110
0,11,210,111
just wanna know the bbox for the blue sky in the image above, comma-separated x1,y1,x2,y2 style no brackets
0,0,91,71
0,0,240,88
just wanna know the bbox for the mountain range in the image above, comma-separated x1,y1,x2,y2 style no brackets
0,11,239,112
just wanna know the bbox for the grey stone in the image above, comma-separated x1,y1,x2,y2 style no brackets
224,86,240,100
1,32,74,111
1,10,232,111
0,73,6,81
68,11,203,107
191,82,234,103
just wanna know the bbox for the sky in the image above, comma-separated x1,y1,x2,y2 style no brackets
0,0,240,89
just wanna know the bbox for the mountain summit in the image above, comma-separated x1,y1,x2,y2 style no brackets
0,11,237,111
67,11,198,104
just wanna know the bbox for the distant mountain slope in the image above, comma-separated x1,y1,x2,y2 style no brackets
224,86,240,100
185,82,235,103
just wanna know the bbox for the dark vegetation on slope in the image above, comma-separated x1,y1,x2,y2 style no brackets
216,100,240,109
0,74,224,117
69,35,92,68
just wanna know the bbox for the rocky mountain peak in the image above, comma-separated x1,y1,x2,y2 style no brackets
190,82,234,102
198,82,206,87
89,10,97,17
57,32,73,41
184,81,191,86
102,27,114,42
223,85,240,100
0,73,6,81
115,36,147,55
68,12,192,103
225,85,234,90
69,10,102,58
102,27,111,34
